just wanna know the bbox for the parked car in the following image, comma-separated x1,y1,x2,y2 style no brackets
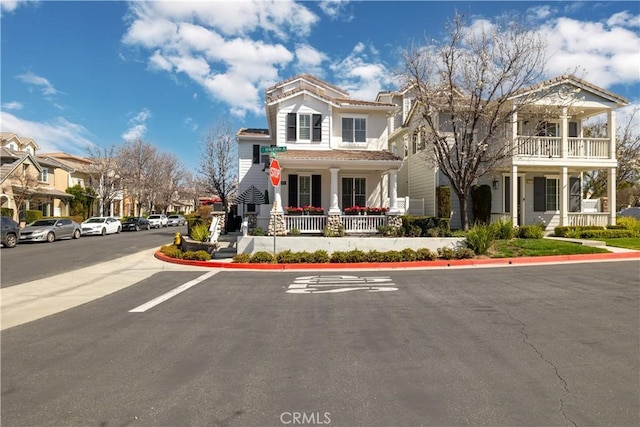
167,214,186,226
617,206,640,219
82,216,122,236
1,216,20,248
121,216,151,231
19,218,82,243
147,214,168,228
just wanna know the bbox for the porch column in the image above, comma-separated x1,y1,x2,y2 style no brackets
388,169,400,214
560,107,568,158
609,168,617,225
510,164,518,226
329,168,340,214
560,166,568,226
608,110,616,159
511,108,518,153
119,199,124,217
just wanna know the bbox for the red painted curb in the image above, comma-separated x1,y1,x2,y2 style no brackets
154,249,640,270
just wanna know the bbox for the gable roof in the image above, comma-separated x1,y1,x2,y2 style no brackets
510,74,629,105
0,148,43,184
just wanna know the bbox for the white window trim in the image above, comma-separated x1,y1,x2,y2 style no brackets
340,114,368,144
544,175,560,213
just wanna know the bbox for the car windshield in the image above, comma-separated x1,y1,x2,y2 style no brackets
30,220,57,226
149,215,160,219
85,218,106,224
168,216,178,219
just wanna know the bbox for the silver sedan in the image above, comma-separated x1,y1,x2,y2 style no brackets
19,218,82,243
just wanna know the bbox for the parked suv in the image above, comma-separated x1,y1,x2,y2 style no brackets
1,216,20,248
147,214,168,228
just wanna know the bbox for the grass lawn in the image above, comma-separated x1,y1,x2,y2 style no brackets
490,239,610,258
591,237,640,250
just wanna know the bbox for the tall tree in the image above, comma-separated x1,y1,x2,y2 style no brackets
87,145,122,216
583,108,640,208
152,152,186,213
198,120,238,227
401,13,549,229
117,139,158,215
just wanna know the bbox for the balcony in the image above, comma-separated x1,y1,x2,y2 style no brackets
514,137,611,160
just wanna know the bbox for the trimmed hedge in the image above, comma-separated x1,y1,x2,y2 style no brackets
25,210,43,224
436,185,451,219
401,215,451,237
517,225,544,239
554,225,605,237
577,229,635,239
1,207,14,218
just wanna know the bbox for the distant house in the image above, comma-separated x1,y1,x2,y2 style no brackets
385,75,629,230
0,133,75,221
237,74,403,234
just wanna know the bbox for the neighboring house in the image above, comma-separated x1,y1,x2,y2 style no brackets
237,74,404,234
386,75,628,230
0,133,74,222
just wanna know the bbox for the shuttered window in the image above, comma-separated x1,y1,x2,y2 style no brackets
312,114,322,142
287,113,297,141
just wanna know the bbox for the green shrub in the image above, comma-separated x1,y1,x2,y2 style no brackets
1,207,14,218
276,249,297,263
250,251,275,263
330,251,349,263
437,247,456,260
465,223,496,255
401,215,449,236
518,225,544,239
232,253,252,263
345,249,367,263
182,250,212,261
310,250,330,263
382,250,403,262
252,227,266,236
471,185,492,224
616,217,640,235
25,210,43,224
454,247,475,259
436,185,451,218
289,227,301,236
416,248,437,261
578,229,635,239
190,223,211,242
400,248,417,261
366,250,386,262
554,225,604,237
377,225,394,236
491,219,516,240
407,225,422,237
160,244,183,259
323,224,345,237
425,227,440,237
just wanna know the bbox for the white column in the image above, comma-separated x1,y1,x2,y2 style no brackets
511,164,518,226
119,199,124,218
329,168,341,214
561,107,568,158
560,166,568,226
609,168,617,225
608,110,616,159
511,108,518,154
388,169,399,214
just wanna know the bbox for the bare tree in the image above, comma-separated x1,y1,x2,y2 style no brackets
401,13,549,229
117,139,158,215
152,152,186,213
87,145,122,216
198,120,238,227
3,167,40,221
583,108,640,208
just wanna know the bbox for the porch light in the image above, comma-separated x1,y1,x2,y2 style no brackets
492,179,499,190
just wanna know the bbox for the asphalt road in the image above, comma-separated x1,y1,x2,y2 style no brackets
2,261,638,426
0,225,183,287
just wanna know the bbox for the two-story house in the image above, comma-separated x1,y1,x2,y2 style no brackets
237,74,404,234
386,75,628,230
1,133,75,221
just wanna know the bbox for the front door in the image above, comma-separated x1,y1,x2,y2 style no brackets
504,176,523,225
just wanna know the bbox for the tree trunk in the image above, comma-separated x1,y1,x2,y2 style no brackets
458,193,470,231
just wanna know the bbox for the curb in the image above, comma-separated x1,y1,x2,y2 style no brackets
154,250,640,270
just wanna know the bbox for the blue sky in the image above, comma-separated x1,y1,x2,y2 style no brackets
1,1,639,171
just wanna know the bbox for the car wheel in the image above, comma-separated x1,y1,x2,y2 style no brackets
101,228,107,236
147,224,151,230
73,229,81,239
5,233,17,248
117,226,122,234
135,225,140,231
46,232,55,243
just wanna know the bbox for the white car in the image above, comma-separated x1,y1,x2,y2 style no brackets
81,217,122,236
147,214,168,228
167,214,186,226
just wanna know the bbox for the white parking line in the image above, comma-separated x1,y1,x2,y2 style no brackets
129,271,218,313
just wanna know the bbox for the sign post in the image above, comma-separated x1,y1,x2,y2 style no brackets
266,152,285,256
269,158,281,187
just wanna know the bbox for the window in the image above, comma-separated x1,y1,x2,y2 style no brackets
39,169,48,182
534,177,558,212
252,145,260,164
341,177,366,208
535,121,558,137
288,174,321,207
342,118,366,143
299,115,310,140
569,122,578,138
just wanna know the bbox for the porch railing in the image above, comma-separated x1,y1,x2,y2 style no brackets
284,215,327,234
568,213,609,227
515,137,611,159
340,214,387,233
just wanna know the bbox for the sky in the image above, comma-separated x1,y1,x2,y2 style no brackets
1,0,639,172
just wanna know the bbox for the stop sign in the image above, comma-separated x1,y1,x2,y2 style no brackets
269,158,281,187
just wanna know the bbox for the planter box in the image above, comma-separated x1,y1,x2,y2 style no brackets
179,238,219,255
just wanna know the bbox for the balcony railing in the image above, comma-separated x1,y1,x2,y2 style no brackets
515,137,611,159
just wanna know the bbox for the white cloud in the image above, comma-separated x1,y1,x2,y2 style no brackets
122,1,313,117
294,44,328,76
607,11,640,28
0,0,37,15
526,5,554,21
540,15,640,88
330,43,393,101
122,108,151,142
2,101,23,111
319,0,353,22
17,72,60,96
0,111,95,154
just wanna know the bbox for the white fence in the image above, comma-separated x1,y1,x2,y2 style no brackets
284,215,327,234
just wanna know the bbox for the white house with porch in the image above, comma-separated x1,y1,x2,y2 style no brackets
237,74,404,234
386,75,628,230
